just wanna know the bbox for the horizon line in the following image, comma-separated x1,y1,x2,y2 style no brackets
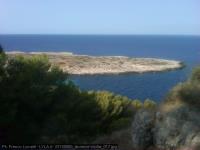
0,33,200,36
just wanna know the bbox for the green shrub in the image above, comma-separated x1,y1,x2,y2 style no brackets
0,46,6,81
191,66,200,82
0,44,3,53
0,55,69,143
131,99,143,109
144,99,157,109
90,91,135,133
165,66,200,107
178,82,200,107
109,118,132,131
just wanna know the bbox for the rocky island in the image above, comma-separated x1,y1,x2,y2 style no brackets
6,51,183,75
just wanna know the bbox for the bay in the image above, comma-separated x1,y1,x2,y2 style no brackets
0,34,199,102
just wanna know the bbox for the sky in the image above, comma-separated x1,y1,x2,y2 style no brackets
0,0,200,35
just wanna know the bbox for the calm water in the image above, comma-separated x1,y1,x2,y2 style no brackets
0,35,200,102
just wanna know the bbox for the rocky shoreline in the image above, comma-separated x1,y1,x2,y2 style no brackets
6,51,184,75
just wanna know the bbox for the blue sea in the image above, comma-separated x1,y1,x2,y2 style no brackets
0,34,200,102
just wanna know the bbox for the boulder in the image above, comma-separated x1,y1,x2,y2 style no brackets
131,105,200,150
132,109,156,150
154,105,200,149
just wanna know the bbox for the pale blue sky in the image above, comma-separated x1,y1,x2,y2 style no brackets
0,0,200,35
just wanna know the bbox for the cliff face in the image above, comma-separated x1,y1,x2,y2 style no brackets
132,105,200,150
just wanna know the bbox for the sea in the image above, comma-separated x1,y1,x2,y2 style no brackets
0,34,199,102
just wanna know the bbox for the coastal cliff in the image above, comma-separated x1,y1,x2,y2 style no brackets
6,51,183,75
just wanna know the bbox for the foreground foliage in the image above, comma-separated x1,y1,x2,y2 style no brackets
165,66,200,107
0,50,156,143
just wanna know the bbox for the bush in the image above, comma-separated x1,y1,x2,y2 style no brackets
178,82,200,107
131,100,143,109
191,66,200,83
144,99,157,109
0,45,6,81
90,91,135,133
165,66,200,107
0,55,69,143
0,44,3,53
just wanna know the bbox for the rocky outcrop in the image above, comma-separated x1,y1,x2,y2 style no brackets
131,106,200,150
132,109,156,149
154,105,200,149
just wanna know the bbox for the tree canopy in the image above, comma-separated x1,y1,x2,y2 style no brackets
0,45,3,53
0,52,141,143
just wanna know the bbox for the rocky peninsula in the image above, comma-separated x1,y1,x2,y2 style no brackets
6,51,183,75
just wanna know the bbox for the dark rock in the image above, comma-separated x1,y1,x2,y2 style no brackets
132,109,156,150
154,105,200,149
131,105,200,150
